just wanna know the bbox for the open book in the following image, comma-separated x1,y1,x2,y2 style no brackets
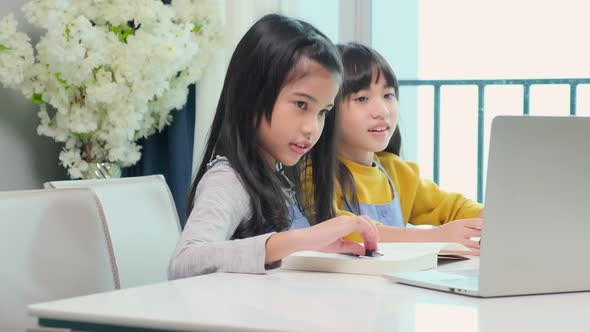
281,243,470,275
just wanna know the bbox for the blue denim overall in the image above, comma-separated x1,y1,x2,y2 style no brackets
276,165,311,230
342,159,405,227
288,203,311,230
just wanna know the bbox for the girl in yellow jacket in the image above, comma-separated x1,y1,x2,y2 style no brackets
333,43,483,254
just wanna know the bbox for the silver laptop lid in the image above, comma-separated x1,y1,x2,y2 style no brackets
479,115,590,296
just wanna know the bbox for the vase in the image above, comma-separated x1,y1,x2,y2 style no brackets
84,162,122,180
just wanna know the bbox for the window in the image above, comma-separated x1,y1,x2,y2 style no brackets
373,0,590,200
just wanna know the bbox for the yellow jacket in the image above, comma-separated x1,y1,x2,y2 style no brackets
336,152,483,241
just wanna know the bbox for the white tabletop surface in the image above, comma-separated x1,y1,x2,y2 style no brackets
29,258,590,332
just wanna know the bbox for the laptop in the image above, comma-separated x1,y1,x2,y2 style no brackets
384,115,590,297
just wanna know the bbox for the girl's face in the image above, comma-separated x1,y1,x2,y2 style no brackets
338,68,399,166
257,60,340,167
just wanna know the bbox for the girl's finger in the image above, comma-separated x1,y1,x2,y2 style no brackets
463,239,480,250
355,215,378,250
363,215,380,244
338,240,366,256
464,227,482,238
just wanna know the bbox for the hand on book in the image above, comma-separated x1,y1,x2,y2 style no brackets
433,218,482,255
304,215,379,256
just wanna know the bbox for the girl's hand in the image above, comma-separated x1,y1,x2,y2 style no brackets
303,215,379,256
433,218,482,255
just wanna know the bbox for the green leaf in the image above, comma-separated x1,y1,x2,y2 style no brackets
72,131,92,140
30,93,45,105
65,26,71,42
119,26,133,42
54,72,67,85
0,44,11,52
109,25,121,35
192,24,202,33
92,65,104,80
110,25,134,42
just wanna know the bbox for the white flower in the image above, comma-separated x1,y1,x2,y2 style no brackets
0,14,35,88
0,0,223,178
22,0,71,30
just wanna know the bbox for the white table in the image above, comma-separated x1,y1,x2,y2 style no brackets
29,258,590,332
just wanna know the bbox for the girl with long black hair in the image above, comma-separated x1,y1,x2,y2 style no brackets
168,15,378,279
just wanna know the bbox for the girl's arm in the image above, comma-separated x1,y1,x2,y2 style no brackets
377,220,482,253
265,215,379,263
168,163,380,279
168,164,274,279
334,196,481,252
331,199,481,254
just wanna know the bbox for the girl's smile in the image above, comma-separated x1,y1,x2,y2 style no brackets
289,140,312,155
368,122,391,138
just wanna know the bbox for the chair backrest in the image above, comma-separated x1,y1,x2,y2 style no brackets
0,188,119,332
45,175,182,288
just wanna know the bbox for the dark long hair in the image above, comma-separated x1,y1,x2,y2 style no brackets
187,14,343,238
335,43,401,214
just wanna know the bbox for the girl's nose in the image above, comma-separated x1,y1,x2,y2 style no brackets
371,101,389,118
301,115,318,137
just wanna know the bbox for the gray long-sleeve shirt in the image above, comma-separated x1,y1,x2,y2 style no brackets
167,157,277,279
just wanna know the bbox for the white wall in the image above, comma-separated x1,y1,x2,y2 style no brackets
0,1,67,191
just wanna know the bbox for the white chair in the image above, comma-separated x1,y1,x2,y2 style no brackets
45,175,182,288
0,188,119,332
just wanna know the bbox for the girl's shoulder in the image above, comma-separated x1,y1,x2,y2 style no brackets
196,155,251,207
375,151,421,176
206,155,230,170
201,155,244,187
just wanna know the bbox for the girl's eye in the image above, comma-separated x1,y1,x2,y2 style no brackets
295,101,308,110
354,96,368,103
385,93,396,99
